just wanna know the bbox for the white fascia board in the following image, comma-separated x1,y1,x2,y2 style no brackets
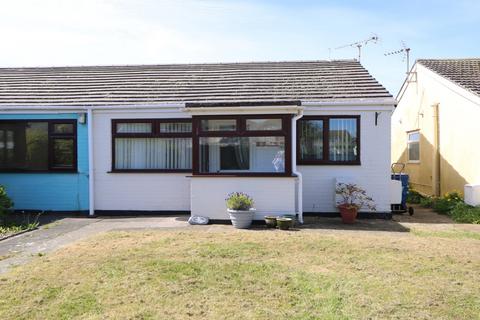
301,97,396,107
185,105,303,115
0,103,185,112
417,64,480,106
302,105,394,112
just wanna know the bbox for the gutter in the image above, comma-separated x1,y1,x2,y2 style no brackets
291,109,304,224
184,105,303,114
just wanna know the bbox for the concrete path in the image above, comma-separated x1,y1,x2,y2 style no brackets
0,216,190,274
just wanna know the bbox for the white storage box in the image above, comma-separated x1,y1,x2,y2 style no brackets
464,184,480,206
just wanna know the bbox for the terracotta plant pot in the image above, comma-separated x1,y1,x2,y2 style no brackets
338,204,358,224
276,217,293,230
264,216,277,228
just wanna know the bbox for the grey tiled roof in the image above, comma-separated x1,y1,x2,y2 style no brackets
0,60,392,107
418,59,480,97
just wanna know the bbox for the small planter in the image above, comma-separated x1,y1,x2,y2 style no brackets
264,216,277,228
338,204,358,224
228,209,256,229
276,217,293,230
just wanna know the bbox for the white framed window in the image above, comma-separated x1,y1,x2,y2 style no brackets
407,130,420,162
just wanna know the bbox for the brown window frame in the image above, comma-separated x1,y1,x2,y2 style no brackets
0,119,77,173
111,118,193,173
192,114,292,176
297,115,361,165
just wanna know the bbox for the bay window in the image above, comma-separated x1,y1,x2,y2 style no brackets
0,120,77,172
193,115,291,175
112,119,192,172
298,116,360,165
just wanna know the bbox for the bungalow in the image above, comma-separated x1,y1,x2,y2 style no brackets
392,58,480,197
0,60,395,221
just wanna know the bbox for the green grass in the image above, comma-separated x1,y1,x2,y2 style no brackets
0,229,479,319
412,228,480,240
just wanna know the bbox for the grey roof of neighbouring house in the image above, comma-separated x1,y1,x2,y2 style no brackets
418,58,480,97
0,60,392,107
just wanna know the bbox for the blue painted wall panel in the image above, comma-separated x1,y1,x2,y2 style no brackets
0,113,89,211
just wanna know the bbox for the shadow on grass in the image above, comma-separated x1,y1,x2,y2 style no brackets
297,215,411,232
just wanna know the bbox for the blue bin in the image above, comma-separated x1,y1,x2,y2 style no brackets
391,173,409,208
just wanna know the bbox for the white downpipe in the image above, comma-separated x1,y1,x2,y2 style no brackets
87,108,95,217
292,109,304,223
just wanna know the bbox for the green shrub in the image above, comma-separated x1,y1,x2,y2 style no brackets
0,185,13,224
406,190,425,204
432,191,463,215
225,192,254,211
450,202,480,224
419,196,434,208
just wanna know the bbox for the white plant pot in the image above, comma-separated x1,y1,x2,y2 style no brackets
227,209,256,229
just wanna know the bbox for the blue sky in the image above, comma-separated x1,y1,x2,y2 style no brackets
1,0,479,95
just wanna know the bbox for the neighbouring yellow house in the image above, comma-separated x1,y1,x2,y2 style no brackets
392,58,480,196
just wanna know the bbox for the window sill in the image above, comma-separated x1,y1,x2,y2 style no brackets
108,169,192,173
0,170,78,174
188,173,297,178
298,162,361,166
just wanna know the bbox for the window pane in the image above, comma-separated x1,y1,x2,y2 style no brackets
246,119,282,131
408,131,420,142
159,122,192,133
408,142,420,161
300,120,323,160
115,138,192,170
201,119,236,131
199,136,285,173
329,118,358,162
53,123,74,134
116,122,152,133
0,122,48,170
53,139,74,168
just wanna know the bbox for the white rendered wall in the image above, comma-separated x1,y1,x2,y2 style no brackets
93,110,191,211
92,107,392,214
300,109,392,213
190,177,296,220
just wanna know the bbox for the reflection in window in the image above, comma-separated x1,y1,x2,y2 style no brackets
407,131,420,162
329,118,358,162
199,136,285,173
200,119,236,131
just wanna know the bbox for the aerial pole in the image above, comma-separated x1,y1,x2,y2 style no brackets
384,41,411,74
334,34,379,62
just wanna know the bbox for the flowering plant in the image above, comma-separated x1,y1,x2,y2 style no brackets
225,192,255,211
335,183,376,211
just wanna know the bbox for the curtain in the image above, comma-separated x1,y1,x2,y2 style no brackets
115,138,192,169
234,138,249,170
160,122,191,133
117,123,151,133
329,119,357,162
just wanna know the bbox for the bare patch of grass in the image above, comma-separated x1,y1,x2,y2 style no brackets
0,229,479,319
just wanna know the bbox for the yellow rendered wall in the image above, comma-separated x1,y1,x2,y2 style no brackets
392,64,480,196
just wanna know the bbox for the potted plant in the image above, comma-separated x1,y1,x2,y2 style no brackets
276,217,293,230
335,183,376,224
226,192,255,229
264,216,277,228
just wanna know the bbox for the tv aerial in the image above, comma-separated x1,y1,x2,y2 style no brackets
384,41,411,74
334,34,379,62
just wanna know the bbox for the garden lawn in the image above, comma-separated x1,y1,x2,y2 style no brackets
0,229,479,320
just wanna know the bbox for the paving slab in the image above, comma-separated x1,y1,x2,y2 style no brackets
0,216,190,274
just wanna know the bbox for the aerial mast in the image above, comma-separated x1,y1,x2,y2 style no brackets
384,41,411,74
334,35,379,62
